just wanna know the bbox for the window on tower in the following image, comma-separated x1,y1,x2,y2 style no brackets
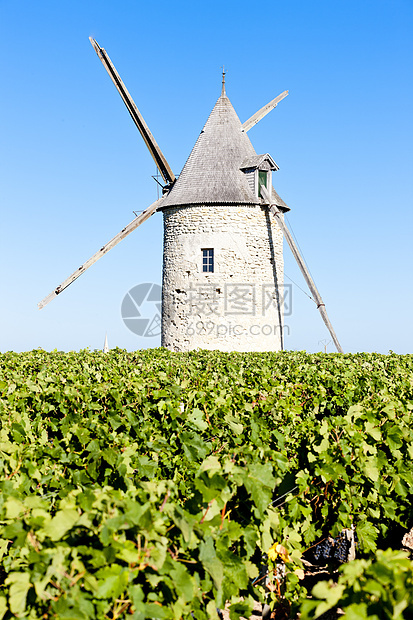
202,249,214,272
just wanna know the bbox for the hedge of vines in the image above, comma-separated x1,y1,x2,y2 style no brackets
0,349,412,619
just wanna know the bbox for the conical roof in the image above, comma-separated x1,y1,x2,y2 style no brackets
161,92,259,208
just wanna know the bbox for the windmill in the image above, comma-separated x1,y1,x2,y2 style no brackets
38,38,343,354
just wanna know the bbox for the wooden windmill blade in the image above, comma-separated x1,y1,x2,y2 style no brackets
242,91,289,132
39,38,178,311
89,37,175,187
260,185,344,353
38,197,163,309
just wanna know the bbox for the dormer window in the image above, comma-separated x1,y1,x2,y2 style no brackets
240,153,279,199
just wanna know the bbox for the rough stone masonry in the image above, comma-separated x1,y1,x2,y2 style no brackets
161,204,285,352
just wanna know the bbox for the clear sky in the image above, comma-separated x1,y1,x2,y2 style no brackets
1,0,412,354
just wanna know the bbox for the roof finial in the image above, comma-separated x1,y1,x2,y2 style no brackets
221,65,226,96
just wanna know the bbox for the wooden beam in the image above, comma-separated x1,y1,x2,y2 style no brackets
89,37,175,186
38,197,163,310
242,91,289,132
260,186,344,353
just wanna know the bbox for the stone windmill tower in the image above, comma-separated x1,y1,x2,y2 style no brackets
39,39,343,353
160,79,287,352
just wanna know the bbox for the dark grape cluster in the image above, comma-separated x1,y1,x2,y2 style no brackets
313,530,353,564
313,536,335,561
333,531,350,563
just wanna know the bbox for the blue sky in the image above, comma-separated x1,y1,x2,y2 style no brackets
1,0,412,354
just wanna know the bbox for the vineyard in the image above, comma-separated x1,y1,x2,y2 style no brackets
1,349,413,619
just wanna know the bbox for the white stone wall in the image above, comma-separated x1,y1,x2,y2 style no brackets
161,204,284,352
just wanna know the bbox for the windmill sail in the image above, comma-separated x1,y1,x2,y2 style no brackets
260,186,343,353
242,91,289,132
89,37,175,187
38,197,163,310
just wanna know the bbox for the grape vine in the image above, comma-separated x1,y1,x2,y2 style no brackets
0,349,412,618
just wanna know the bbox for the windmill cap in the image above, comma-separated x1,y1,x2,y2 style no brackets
161,93,259,207
160,92,289,211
